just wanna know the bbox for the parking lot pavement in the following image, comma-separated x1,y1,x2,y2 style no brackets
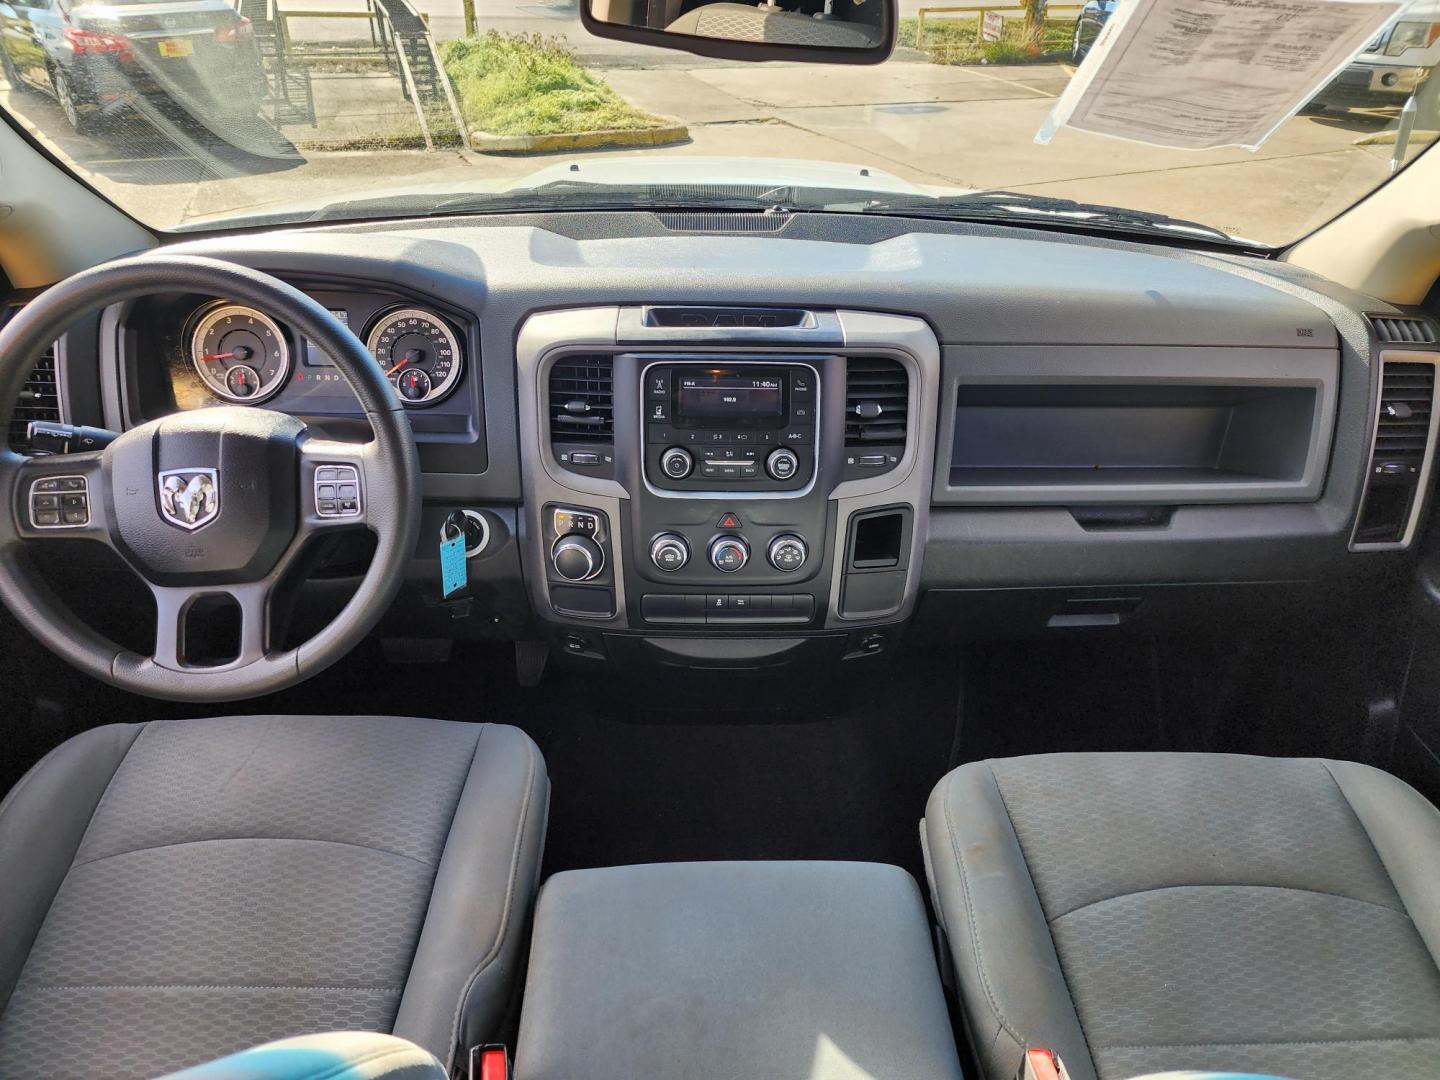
3,53,1419,241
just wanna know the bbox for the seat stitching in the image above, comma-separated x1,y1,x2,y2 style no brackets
443,729,541,1071
1097,1035,1440,1050
941,767,1024,1049
70,835,437,871
988,764,1101,1077
1319,759,1440,986
1049,882,1413,924
19,983,403,993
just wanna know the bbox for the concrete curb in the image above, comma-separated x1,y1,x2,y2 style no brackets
471,119,689,154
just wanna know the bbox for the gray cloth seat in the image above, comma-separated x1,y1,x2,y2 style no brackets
922,752,1440,1080
0,715,549,1080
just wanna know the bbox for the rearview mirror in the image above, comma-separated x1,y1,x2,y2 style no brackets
580,0,895,63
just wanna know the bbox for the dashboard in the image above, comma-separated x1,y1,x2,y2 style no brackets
26,211,1440,666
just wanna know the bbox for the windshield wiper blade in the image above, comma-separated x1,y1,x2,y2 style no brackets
860,190,1239,243
311,181,807,222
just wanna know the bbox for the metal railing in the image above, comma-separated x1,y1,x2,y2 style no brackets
915,3,1084,51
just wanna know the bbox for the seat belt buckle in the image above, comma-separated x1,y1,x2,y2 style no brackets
1018,1048,1071,1080
467,1043,510,1080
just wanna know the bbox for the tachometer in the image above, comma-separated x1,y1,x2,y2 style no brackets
190,304,291,405
366,308,463,407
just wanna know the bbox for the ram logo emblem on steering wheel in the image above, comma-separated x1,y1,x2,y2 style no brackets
158,468,220,531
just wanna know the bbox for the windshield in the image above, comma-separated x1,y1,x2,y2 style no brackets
1,0,1435,243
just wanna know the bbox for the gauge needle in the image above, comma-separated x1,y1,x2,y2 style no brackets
386,358,411,376
200,351,242,362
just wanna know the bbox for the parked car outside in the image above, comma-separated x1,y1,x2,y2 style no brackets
1313,0,1439,106
0,0,266,136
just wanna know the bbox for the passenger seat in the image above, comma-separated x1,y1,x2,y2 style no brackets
922,753,1440,1080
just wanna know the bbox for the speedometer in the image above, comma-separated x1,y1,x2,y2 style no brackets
365,308,463,407
190,304,291,405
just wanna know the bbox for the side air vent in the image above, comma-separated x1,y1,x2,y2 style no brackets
8,344,61,451
1352,359,1439,549
548,355,613,474
843,357,908,477
1370,315,1439,345
1375,362,1435,454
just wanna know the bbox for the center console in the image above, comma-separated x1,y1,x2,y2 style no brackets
517,307,939,663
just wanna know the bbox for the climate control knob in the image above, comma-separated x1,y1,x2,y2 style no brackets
766,446,800,481
660,447,694,480
768,533,808,573
708,535,750,573
649,532,690,572
551,535,604,582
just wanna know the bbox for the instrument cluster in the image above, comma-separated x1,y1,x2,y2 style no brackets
184,300,465,409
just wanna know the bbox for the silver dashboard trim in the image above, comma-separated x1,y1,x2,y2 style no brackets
515,306,942,632
1350,349,1440,552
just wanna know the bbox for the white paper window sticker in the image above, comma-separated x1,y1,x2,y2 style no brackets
1036,0,1412,151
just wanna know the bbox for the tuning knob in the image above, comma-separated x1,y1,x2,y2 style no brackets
552,535,604,581
766,446,799,481
661,447,694,480
767,534,808,572
708,535,749,573
650,533,690,572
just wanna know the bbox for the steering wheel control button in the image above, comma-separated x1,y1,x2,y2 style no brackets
768,534,808,572
709,535,750,573
314,464,361,518
661,446,694,480
650,533,690,572
30,476,88,529
552,535,604,582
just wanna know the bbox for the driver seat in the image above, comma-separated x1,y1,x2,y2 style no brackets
0,714,549,1080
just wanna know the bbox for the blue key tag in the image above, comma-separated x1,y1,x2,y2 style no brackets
440,525,467,598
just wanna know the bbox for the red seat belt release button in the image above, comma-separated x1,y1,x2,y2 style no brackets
469,1044,510,1080
1020,1048,1070,1080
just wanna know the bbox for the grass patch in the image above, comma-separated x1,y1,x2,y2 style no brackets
441,32,671,136
897,14,1072,64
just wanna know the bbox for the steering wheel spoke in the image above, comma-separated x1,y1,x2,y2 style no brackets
149,579,273,672
6,451,112,546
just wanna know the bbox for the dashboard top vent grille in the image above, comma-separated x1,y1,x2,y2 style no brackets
1374,361,1435,455
9,345,61,451
1371,314,1439,345
845,357,908,446
653,211,792,234
549,355,613,444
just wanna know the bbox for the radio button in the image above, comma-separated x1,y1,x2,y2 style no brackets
661,447,694,480
739,465,759,478
647,373,670,398
780,429,811,445
766,447,800,481
648,401,671,423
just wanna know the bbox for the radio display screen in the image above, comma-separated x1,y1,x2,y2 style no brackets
675,370,786,426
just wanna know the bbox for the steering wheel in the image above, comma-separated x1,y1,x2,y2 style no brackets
0,255,421,702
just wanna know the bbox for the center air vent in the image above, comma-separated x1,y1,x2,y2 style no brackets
8,344,61,451
1370,315,1439,345
548,355,613,474
843,357,908,478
